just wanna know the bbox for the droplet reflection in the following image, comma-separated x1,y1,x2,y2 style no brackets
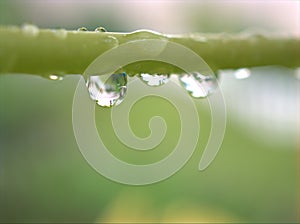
140,73,169,86
179,73,217,98
234,68,251,79
49,74,63,81
86,73,127,107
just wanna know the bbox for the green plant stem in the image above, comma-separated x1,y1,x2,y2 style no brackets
0,26,299,77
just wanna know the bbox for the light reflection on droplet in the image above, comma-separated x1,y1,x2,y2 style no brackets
179,73,217,98
49,74,64,81
140,73,169,86
22,24,39,37
234,68,251,79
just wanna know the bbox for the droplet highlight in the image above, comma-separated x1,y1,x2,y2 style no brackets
22,24,39,37
179,73,217,98
86,73,127,107
234,68,251,79
140,73,169,86
48,74,64,81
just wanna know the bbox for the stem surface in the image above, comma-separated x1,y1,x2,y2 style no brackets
0,26,299,77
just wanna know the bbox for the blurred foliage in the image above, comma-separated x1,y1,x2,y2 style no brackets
0,75,297,223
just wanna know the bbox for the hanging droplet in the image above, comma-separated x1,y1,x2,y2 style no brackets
77,27,88,31
95,27,107,32
86,73,127,107
234,68,251,79
139,73,169,86
48,74,64,81
179,73,217,98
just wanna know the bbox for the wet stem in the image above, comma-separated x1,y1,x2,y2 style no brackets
0,26,299,77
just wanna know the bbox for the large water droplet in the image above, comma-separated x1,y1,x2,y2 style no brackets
234,68,251,79
140,73,169,86
179,73,217,98
86,73,127,107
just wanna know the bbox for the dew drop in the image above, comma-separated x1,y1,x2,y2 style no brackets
140,73,169,86
95,27,107,32
234,68,251,79
22,24,39,37
104,35,119,45
86,73,127,107
77,27,88,31
48,74,64,81
179,73,217,98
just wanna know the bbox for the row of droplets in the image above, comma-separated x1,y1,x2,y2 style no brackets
86,72,218,108
77,27,107,32
49,67,300,108
21,24,107,38
46,23,300,109
47,70,252,108
84,67,272,107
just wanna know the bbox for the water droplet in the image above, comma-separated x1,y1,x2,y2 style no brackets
86,73,127,107
49,74,64,81
234,68,251,79
179,73,217,98
22,24,39,37
97,35,119,48
140,73,169,86
95,27,107,32
77,27,88,31
52,29,67,39
130,29,162,37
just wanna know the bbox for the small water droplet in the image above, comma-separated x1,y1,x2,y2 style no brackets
95,27,107,32
49,74,64,81
22,24,39,37
234,68,251,79
86,73,127,107
52,29,67,39
77,27,88,31
104,35,119,45
179,73,217,98
140,73,169,86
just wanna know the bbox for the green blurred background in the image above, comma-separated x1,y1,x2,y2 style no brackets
0,0,299,223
